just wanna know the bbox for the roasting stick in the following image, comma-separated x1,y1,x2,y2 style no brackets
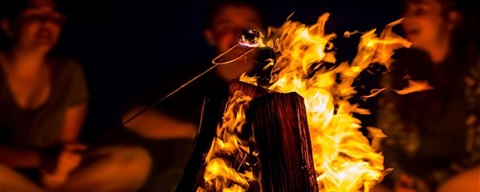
90,30,260,146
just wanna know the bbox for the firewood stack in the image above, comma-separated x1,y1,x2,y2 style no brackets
175,80,318,192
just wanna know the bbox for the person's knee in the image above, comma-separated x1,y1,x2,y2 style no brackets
105,146,152,177
0,163,45,192
57,146,153,192
437,166,480,192
93,146,153,190
123,146,152,176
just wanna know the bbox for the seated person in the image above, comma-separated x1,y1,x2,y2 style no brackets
0,0,152,191
121,0,270,191
374,0,480,191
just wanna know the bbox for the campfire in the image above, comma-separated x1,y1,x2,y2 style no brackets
175,12,431,192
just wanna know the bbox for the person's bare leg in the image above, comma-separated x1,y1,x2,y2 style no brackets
0,163,45,192
437,166,480,192
58,145,152,192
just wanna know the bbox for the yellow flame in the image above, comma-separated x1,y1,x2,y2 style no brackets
239,13,411,191
203,11,421,192
361,88,387,102
199,91,256,192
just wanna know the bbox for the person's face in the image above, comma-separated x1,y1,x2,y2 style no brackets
402,0,455,50
2,0,65,53
204,5,262,55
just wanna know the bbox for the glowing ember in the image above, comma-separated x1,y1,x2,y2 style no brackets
200,12,431,192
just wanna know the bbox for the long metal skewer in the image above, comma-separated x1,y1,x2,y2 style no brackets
90,44,256,147
211,44,256,65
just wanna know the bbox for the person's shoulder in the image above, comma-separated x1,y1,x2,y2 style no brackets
48,57,88,88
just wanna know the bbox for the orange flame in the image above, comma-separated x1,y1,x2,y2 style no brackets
393,80,434,95
199,91,256,192
201,11,430,192
239,13,410,191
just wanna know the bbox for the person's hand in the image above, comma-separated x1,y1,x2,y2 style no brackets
394,174,429,192
41,143,87,189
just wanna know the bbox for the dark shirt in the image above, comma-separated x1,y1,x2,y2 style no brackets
376,48,480,189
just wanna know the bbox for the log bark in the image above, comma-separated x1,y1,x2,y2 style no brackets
247,92,318,192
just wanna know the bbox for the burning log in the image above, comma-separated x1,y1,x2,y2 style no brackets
175,80,318,192
175,12,411,192
247,91,318,192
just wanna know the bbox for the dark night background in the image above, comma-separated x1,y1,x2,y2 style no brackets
2,0,404,142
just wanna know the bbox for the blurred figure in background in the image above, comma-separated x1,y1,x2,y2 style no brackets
0,0,151,191
121,0,270,191
375,0,480,191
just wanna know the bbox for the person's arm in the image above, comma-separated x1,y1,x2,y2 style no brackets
39,61,89,188
58,60,89,144
59,102,87,143
122,106,198,139
121,66,207,140
41,102,87,189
